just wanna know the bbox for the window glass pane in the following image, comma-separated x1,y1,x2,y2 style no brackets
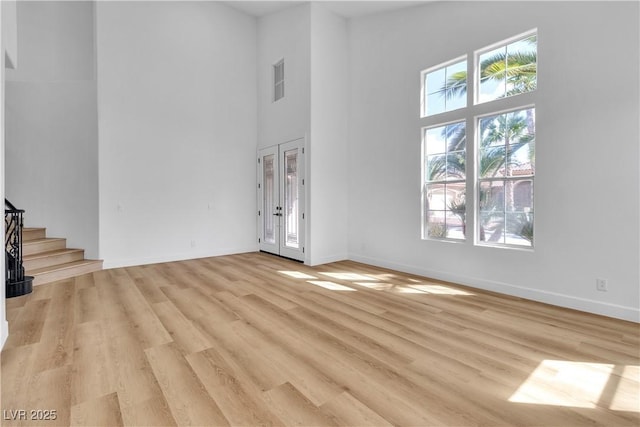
426,91,445,116
479,76,504,104
479,46,506,103
446,60,467,80
479,108,535,179
445,184,463,208
426,154,446,181
444,60,467,111
477,33,537,104
423,59,467,116
426,211,447,239
479,181,504,212
447,90,467,111
506,36,537,96
446,210,465,240
507,143,534,177
426,183,446,210
426,68,445,95
479,145,505,179
444,122,466,151
506,212,533,246
446,151,465,179
284,149,299,248
513,180,533,212
480,212,505,243
263,155,276,244
425,128,446,154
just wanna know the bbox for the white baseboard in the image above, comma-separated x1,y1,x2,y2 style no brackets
349,253,640,323
102,246,259,270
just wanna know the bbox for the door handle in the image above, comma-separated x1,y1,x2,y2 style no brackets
273,213,282,216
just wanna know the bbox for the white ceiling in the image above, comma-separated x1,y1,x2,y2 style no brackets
222,1,431,19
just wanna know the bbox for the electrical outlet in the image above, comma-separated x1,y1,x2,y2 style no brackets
596,278,608,292
190,240,196,248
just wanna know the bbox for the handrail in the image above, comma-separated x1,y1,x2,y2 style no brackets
4,198,33,297
5,198,21,212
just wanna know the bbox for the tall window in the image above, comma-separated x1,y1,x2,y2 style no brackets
421,31,537,248
273,59,285,102
478,108,535,246
423,122,466,240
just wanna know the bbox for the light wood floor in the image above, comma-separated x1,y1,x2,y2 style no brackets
1,252,639,426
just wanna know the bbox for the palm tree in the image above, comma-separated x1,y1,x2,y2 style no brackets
440,35,537,103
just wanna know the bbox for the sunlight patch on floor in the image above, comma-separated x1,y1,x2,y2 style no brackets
353,282,397,291
609,365,640,412
279,271,317,279
319,272,378,281
306,281,356,291
281,269,474,297
408,284,475,295
364,273,398,281
509,360,639,412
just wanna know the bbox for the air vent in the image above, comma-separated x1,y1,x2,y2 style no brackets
274,59,284,102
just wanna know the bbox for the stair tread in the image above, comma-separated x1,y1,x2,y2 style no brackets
23,237,65,244
23,248,84,260
27,259,103,275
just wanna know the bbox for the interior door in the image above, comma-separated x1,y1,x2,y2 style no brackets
258,139,305,261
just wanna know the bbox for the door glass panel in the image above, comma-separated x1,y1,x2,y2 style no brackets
284,149,299,248
263,154,275,244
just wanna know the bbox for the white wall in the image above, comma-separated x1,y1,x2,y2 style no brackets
257,4,350,265
5,1,99,258
1,0,10,349
309,4,349,264
3,0,16,69
257,3,310,149
348,1,639,321
97,1,258,268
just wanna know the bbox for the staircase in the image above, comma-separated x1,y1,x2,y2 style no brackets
22,227,103,286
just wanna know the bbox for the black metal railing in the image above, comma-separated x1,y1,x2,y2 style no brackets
5,199,33,297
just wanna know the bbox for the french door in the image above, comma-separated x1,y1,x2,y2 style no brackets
258,138,305,261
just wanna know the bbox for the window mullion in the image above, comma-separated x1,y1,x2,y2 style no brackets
466,55,477,246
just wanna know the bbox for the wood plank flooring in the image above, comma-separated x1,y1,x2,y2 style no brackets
1,252,639,426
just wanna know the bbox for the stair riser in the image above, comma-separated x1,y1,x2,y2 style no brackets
23,239,66,256
24,251,85,271
32,261,104,287
23,228,46,241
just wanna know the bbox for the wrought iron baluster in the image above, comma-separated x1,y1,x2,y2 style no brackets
5,199,33,297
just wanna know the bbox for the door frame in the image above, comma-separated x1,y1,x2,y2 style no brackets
257,137,306,262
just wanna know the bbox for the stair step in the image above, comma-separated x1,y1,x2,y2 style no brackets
23,237,66,256
23,248,85,271
29,259,104,286
23,227,46,241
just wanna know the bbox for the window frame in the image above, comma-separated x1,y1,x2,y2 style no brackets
475,106,536,249
421,120,467,242
420,55,468,118
474,30,538,106
420,29,538,250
